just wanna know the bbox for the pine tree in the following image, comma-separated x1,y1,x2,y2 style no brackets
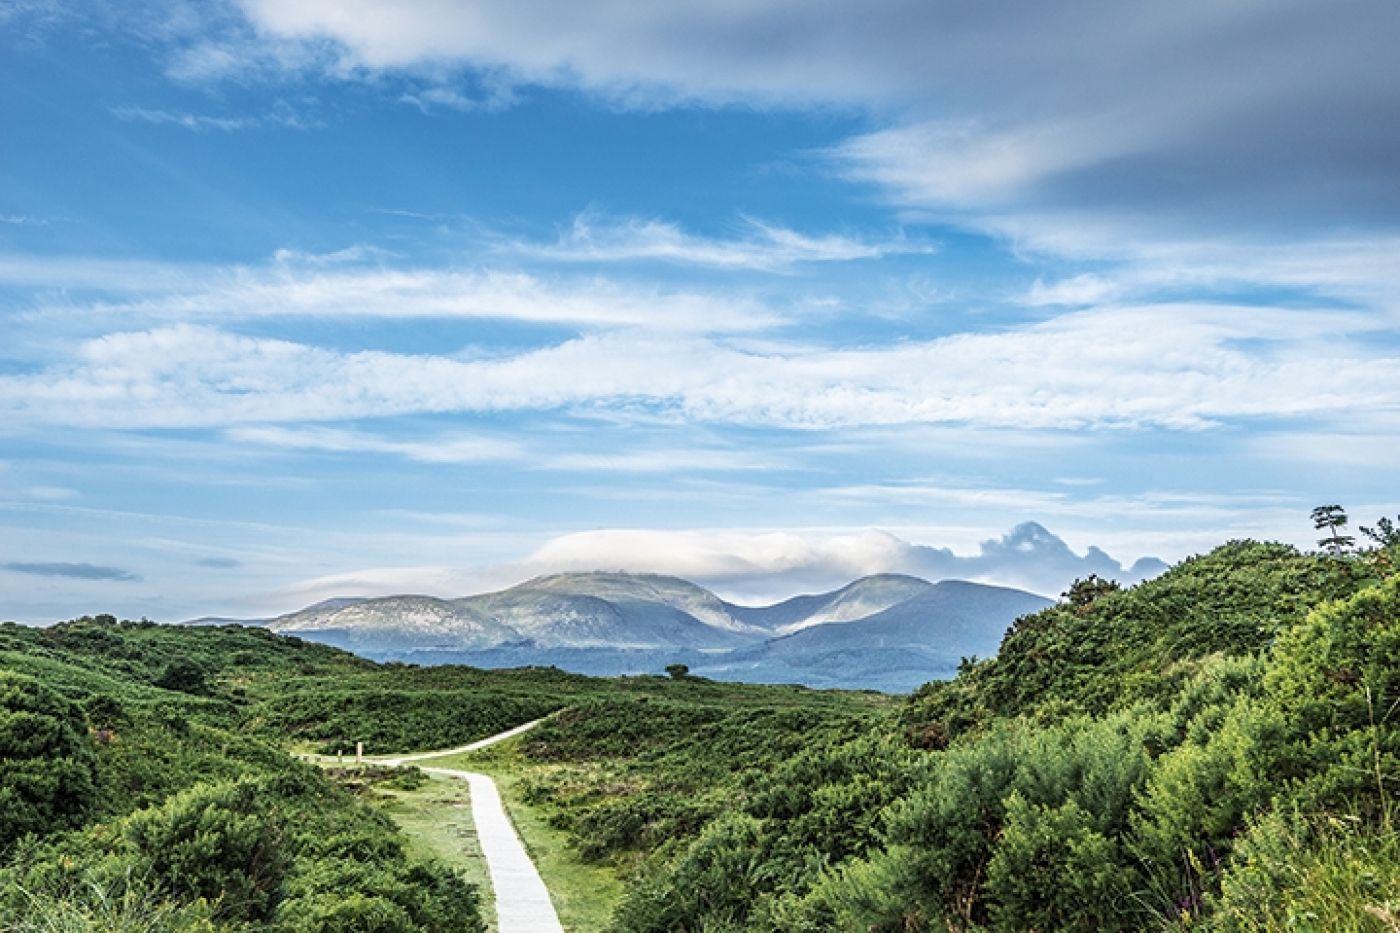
1311,504,1354,556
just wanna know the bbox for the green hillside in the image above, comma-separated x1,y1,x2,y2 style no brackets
0,610,884,930
435,538,1398,931
2,531,1397,930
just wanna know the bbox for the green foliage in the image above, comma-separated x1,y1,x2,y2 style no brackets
152,660,209,696
0,671,99,851
610,812,769,932
905,541,1363,744
1265,574,1400,739
1360,515,1400,549
248,684,561,753
0,622,487,931
563,543,1400,931
985,795,1128,931
120,778,287,921
3,868,218,932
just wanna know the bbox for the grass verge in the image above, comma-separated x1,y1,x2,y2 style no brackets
375,777,498,930
418,738,625,932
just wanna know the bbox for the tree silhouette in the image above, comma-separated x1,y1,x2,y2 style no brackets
1360,515,1400,549
1311,504,1354,556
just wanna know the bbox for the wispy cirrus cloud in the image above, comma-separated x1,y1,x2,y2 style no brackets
7,253,785,333
2,560,140,582
500,213,934,271
110,101,315,132
227,425,525,464
229,425,780,474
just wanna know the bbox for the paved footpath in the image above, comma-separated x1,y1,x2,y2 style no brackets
369,720,565,933
423,766,565,933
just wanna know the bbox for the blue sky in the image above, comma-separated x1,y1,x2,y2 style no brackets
2,0,1397,622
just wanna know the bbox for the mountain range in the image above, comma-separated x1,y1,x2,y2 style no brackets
195,571,1054,692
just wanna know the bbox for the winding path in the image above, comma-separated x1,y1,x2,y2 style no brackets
369,720,564,933
372,718,547,766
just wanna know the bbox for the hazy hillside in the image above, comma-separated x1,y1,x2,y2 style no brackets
700,580,1052,691
758,579,1051,656
266,572,761,651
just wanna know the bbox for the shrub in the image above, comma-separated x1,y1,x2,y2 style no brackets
121,778,287,922
0,671,99,851
985,795,1133,931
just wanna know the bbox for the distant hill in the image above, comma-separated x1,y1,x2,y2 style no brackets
267,573,761,651
730,573,933,633
699,580,1053,691
230,571,1053,691
758,580,1052,657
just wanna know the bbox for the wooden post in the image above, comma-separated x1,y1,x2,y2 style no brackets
356,741,363,764
337,749,343,765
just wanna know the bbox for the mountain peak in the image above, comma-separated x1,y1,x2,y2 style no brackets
1001,521,1073,554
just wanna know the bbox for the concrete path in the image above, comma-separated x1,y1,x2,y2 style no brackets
370,718,546,766
422,766,564,933
369,720,564,933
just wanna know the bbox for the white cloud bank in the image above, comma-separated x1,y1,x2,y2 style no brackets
255,522,1168,610
3,303,1394,431
13,258,781,334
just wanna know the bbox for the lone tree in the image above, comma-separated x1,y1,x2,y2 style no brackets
1311,504,1354,556
665,663,690,680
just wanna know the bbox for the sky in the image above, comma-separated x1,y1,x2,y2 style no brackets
2,0,1398,622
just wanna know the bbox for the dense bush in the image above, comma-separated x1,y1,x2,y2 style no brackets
0,670,99,851
0,623,487,931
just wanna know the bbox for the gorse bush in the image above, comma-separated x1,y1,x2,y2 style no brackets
120,778,288,921
0,671,99,852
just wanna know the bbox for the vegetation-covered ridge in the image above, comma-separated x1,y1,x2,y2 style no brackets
446,531,1400,931
0,604,886,929
0,635,488,929
3,521,1398,930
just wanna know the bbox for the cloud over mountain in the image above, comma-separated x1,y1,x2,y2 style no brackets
518,522,1164,599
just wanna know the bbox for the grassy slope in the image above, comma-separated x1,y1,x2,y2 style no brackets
446,542,1397,931
12,540,1385,930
